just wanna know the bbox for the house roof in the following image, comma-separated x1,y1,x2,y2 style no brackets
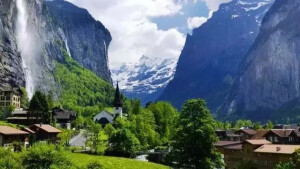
22,127,36,134
52,108,76,120
31,124,62,133
0,126,29,135
244,139,271,145
254,145,300,154
265,129,297,138
251,129,268,140
238,129,256,135
12,109,28,115
93,111,114,124
224,144,243,150
214,141,241,147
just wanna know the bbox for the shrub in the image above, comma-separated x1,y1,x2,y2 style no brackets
86,161,102,169
0,147,22,169
22,143,74,169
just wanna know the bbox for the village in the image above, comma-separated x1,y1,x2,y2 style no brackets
0,84,123,149
2,85,300,169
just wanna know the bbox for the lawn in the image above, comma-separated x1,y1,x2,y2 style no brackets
69,153,170,169
0,121,24,128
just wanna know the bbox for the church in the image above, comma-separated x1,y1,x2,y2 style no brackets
93,83,123,127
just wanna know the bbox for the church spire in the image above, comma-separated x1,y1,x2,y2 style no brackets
113,82,123,108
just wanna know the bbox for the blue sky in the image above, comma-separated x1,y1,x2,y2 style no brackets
152,1,210,34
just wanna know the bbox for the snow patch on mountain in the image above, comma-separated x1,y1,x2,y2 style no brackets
111,56,178,104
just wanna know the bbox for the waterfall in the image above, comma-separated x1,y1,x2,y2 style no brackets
16,0,35,99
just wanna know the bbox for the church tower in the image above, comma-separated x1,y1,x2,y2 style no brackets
113,82,123,118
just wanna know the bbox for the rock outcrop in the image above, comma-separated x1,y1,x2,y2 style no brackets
221,0,300,121
159,0,274,110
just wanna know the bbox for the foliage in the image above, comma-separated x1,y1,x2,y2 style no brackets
85,120,106,155
107,127,140,158
104,123,115,137
266,120,274,129
28,91,50,124
276,162,296,169
86,161,103,169
57,129,75,147
168,99,223,169
54,48,114,117
0,147,22,169
22,143,74,169
146,102,179,144
20,87,29,108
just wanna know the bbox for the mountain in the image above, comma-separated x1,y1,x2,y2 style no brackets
158,0,274,110
0,0,112,100
221,0,300,122
112,56,177,105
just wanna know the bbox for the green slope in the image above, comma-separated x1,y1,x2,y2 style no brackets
54,49,114,117
69,153,170,169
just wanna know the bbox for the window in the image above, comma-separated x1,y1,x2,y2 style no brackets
289,137,294,142
6,96,10,101
0,103,3,106
0,96,4,101
6,102,10,106
274,136,279,142
0,92,3,95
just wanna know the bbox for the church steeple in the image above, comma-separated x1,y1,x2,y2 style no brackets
113,82,123,107
113,82,123,117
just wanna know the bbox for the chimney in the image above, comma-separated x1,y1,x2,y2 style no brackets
276,147,281,152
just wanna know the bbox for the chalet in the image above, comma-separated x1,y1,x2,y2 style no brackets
28,124,62,142
0,126,29,147
94,111,114,127
251,129,268,140
0,87,22,109
216,130,242,141
236,128,256,141
52,107,77,129
6,108,36,126
216,139,300,169
264,129,300,144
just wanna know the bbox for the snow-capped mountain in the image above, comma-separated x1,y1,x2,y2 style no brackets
111,56,177,105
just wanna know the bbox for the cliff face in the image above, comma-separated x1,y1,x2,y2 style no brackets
0,0,112,97
0,0,25,88
221,0,300,121
158,0,274,110
44,0,112,82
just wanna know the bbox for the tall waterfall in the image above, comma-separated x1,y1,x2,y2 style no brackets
16,0,35,99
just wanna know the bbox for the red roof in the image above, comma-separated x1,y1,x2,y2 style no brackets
265,129,298,138
251,129,268,140
214,141,241,147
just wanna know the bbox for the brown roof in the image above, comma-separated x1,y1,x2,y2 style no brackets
254,145,300,154
22,127,35,134
265,129,297,138
31,124,62,133
0,126,29,135
239,129,256,135
214,141,241,147
245,139,271,145
251,129,268,140
224,144,243,150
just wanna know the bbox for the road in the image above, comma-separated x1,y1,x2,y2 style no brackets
69,130,86,147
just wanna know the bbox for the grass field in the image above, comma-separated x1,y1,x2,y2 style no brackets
69,153,170,169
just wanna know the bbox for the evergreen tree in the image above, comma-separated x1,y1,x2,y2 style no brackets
28,91,50,124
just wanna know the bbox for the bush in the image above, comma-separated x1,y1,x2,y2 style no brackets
86,161,102,169
0,147,22,169
22,143,74,169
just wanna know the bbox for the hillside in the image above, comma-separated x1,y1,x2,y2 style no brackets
54,48,114,116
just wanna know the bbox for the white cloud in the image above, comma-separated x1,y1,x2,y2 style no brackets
66,0,186,69
202,0,232,11
187,17,208,29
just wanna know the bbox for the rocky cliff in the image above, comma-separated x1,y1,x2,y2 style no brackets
0,0,112,98
221,0,300,121
0,0,25,88
158,0,274,110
